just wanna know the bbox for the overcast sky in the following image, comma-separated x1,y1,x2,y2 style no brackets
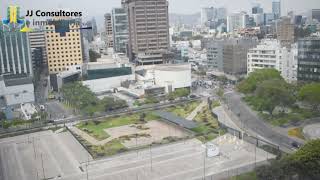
1,0,319,22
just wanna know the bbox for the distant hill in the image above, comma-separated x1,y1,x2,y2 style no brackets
169,13,201,26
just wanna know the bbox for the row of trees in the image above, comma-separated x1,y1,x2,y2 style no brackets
256,140,320,180
61,82,128,116
237,69,320,115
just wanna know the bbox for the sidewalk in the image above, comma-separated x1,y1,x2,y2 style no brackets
212,106,242,131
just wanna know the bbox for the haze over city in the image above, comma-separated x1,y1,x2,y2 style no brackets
0,0,320,180
2,0,320,17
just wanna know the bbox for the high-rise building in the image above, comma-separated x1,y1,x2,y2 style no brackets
104,13,114,48
206,39,224,71
252,4,263,14
201,7,216,27
91,17,98,36
263,13,275,25
272,0,281,19
223,37,258,75
125,0,170,64
29,31,47,73
112,8,129,53
297,37,320,82
83,20,95,42
276,17,294,48
310,9,320,22
0,23,33,77
216,8,227,20
45,19,83,74
227,12,248,32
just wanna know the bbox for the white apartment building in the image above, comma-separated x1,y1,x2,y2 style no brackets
227,12,248,32
247,39,297,83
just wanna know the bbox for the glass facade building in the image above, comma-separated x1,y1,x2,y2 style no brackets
298,37,320,82
0,23,33,77
112,8,129,53
272,0,281,19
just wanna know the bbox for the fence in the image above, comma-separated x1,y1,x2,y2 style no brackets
210,107,282,157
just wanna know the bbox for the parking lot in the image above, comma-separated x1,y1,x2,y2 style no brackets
62,134,275,180
0,130,92,180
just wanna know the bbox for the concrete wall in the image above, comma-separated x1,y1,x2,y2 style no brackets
82,75,134,94
154,65,191,93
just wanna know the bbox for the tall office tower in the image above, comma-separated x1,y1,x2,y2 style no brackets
29,31,47,73
104,13,114,48
227,12,248,32
0,23,33,77
310,9,320,22
83,20,95,42
216,8,227,20
206,39,224,71
223,37,258,75
276,17,294,48
297,37,320,82
91,17,98,36
45,19,83,74
272,0,281,19
252,4,263,14
201,7,216,27
125,0,170,64
112,8,129,53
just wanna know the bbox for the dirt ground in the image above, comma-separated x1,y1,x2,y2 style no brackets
105,120,190,148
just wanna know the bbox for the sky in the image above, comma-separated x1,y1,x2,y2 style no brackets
1,0,319,28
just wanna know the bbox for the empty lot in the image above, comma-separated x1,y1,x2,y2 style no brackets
61,134,275,180
0,130,92,180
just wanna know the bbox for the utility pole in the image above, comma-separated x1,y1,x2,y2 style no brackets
86,154,89,180
150,144,153,172
41,153,45,180
203,147,206,180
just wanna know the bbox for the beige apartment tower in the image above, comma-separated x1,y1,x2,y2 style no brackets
276,17,295,48
124,0,170,64
45,19,83,74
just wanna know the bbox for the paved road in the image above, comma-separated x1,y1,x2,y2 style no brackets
46,101,74,120
224,91,301,153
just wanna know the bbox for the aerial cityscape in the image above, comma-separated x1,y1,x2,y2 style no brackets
0,0,320,180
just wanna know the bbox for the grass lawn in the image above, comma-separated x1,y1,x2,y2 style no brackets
191,105,222,142
90,139,127,158
229,171,257,180
75,134,127,159
288,127,305,140
77,112,159,141
166,100,201,118
210,100,221,109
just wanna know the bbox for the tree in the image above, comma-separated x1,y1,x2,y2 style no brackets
256,140,320,180
89,49,101,62
298,83,320,111
288,140,320,179
255,79,295,114
237,69,283,94
0,111,5,120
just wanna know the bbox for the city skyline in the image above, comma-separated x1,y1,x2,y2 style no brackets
2,0,320,19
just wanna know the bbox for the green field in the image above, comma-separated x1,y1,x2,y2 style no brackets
77,112,159,141
191,105,222,142
166,100,201,118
